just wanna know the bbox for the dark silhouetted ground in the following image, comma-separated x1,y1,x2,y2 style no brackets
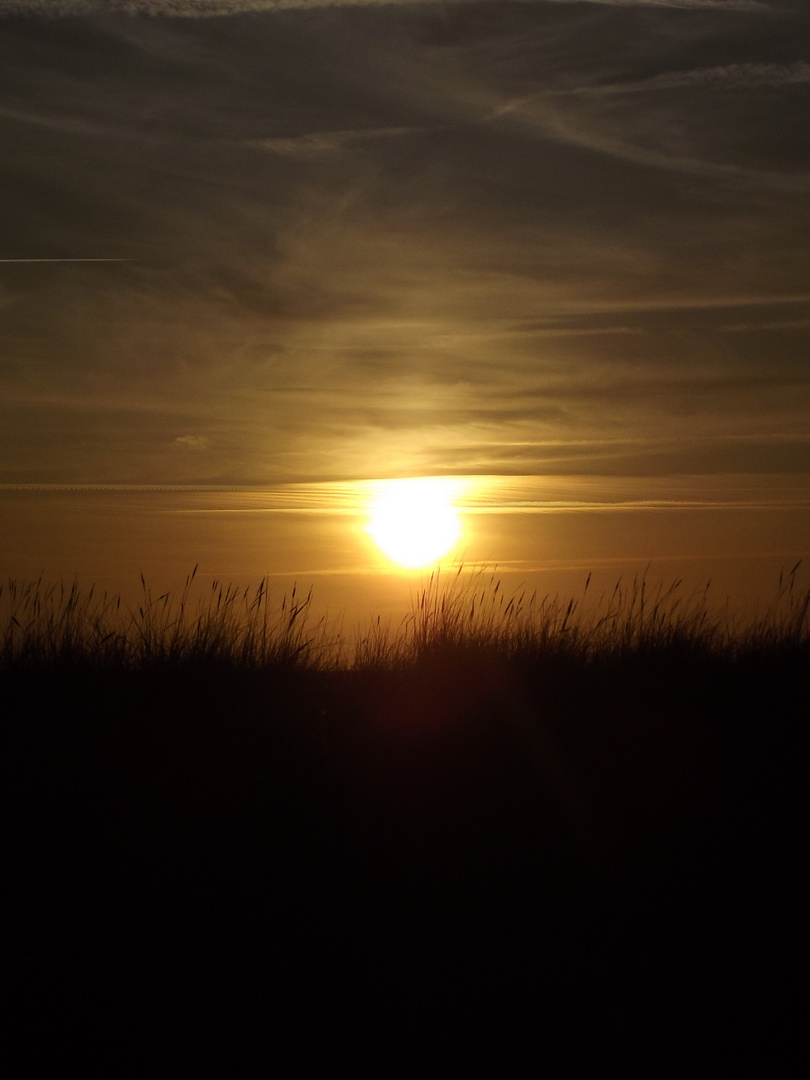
2,650,807,1075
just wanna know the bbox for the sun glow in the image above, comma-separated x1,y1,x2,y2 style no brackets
367,477,462,569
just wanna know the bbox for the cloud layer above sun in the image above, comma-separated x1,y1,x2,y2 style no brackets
1,0,808,489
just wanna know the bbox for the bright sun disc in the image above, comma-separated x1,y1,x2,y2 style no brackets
367,478,462,568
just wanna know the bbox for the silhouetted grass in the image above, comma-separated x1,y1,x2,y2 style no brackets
2,560,807,674
0,564,335,674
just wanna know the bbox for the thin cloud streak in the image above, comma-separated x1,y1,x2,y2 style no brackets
249,126,426,157
566,62,810,96
5,472,807,510
0,0,774,14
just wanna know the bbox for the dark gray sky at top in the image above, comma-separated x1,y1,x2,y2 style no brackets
1,0,808,486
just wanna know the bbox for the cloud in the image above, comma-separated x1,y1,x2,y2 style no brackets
173,434,210,449
494,61,810,191
2,0,807,487
542,0,768,8
0,0,773,14
249,127,422,159
0,0,452,15
566,62,810,96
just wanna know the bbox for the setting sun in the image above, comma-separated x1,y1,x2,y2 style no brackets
367,477,462,568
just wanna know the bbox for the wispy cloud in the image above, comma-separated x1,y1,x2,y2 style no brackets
542,0,768,9
2,0,808,488
493,66,810,191
173,434,210,450
565,62,810,97
0,0,773,13
249,126,423,158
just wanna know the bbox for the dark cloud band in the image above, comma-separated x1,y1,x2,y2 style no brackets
0,0,773,18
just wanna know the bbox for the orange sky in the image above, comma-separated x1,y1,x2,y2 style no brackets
1,1,808,622
2,481,807,629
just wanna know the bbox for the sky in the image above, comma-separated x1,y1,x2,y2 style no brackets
1,0,808,623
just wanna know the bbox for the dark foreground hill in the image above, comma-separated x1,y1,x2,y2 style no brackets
2,645,807,1076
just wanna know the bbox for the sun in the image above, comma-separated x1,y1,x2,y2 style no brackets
367,477,462,569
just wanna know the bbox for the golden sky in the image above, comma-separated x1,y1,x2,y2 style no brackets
1,0,808,615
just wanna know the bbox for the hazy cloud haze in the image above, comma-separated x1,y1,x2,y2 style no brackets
1,0,808,489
